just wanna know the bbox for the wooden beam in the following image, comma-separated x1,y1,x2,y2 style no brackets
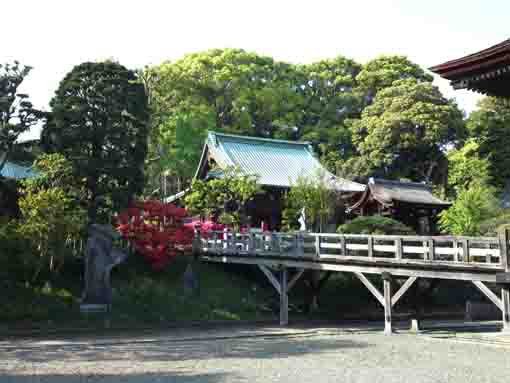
472,281,502,311
280,267,288,326
391,277,418,307
287,269,305,293
258,265,281,295
205,255,502,283
354,272,384,306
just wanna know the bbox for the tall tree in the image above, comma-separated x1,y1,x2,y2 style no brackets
144,49,303,196
355,55,433,104
295,57,362,171
446,139,491,197
0,62,44,171
466,96,510,189
344,78,465,183
146,48,302,138
42,61,149,223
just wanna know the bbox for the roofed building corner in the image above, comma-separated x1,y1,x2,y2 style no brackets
430,38,510,97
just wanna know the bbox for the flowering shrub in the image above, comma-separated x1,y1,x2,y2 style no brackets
116,200,194,271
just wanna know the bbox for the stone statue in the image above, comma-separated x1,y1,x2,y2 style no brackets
81,224,128,311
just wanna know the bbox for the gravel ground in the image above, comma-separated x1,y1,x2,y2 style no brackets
1,326,510,383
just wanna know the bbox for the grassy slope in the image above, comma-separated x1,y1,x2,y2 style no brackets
0,253,479,330
0,255,278,329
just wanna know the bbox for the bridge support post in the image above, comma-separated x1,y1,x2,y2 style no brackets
280,266,288,326
382,273,393,335
498,228,510,332
501,287,510,332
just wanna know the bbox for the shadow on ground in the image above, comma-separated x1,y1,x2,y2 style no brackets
0,334,369,365
0,371,232,383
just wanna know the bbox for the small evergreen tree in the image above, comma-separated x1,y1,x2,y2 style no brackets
42,61,149,223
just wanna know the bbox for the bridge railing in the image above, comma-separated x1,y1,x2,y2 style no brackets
199,230,505,270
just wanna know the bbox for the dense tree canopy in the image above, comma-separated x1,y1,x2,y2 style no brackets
147,49,301,138
344,78,464,183
446,139,490,196
140,51,472,199
42,61,149,223
466,96,510,189
355,55,433,103
295,57,362,170
0,62,44,171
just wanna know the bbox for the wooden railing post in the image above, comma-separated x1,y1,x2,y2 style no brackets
367,236,373,258
395,238,403,260
341,235,347,257
295,232,304,257
315,235,321,259
428,239,435,261
499,228,509,271
248,232,255,256
192,228,201,257
462,239,470,263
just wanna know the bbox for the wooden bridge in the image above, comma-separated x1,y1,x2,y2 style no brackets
194,229,510,334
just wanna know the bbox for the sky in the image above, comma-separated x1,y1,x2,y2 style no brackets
3,0,509,140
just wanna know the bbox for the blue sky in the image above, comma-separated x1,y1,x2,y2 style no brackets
3,0,509,140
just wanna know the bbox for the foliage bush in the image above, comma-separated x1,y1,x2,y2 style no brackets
1,154,86,284
337,215,415,235
116,200,194,271
438,182,500,236
282,171,336,232
184,167,261,228
479,210,510,237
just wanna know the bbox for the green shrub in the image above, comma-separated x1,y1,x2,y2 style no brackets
439,182,499,236
479,210,510,236
337,215,415,235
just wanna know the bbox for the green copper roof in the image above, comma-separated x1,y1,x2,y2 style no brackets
0,161,38,180
198,131,365,192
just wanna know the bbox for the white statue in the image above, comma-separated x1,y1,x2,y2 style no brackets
298,207,306,231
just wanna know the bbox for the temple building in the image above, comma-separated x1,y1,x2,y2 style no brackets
430,38,510,97
170,131,365,230
347,178,451,234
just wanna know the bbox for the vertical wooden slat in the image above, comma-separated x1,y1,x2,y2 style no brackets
367,236,374,258
486,241,492,264
341,235,347,256
395,238,403,260
453,240,459,262
423,240,428,260
428,239,435,261
248,232,255,256
315,235,321,258
462,239,470,263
